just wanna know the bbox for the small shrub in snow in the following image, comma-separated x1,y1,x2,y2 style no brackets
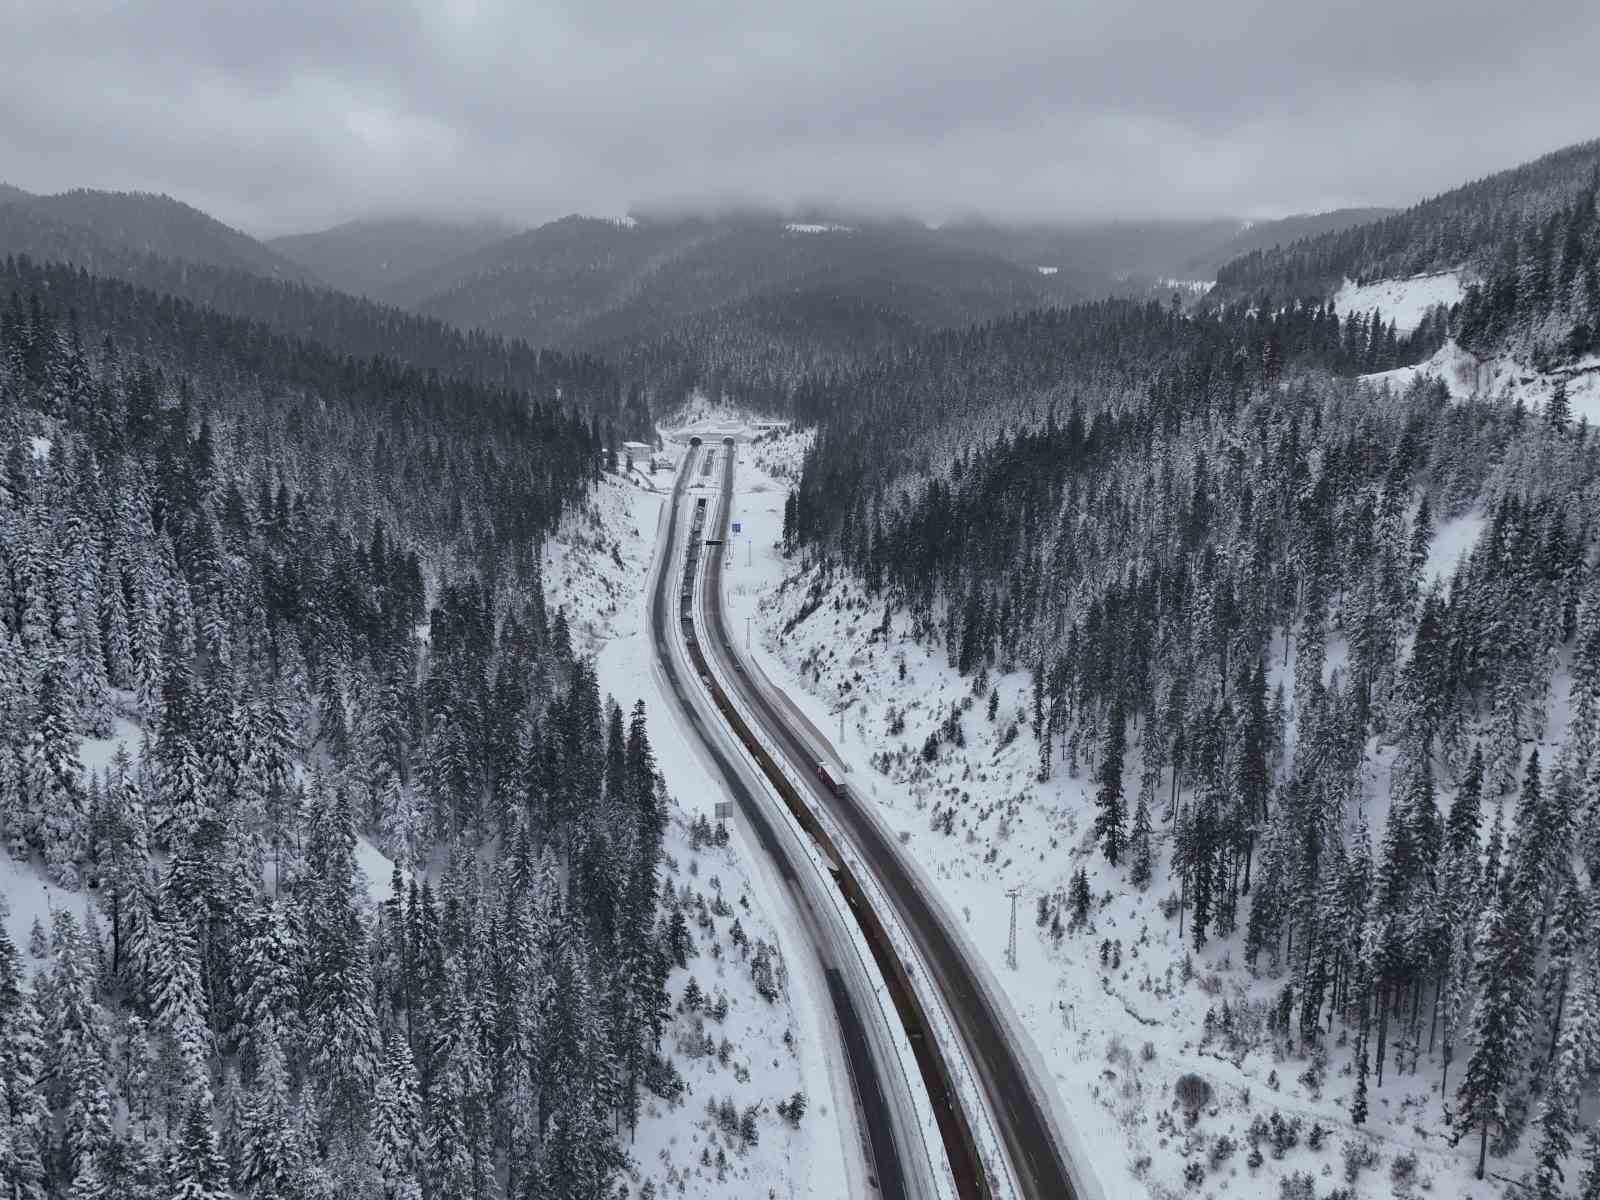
1248,1114,1270,1147
645,1052,684,1102
1277,1171,1316,1200
1208,1135,1237,1169
1141,1040,1156,1063
775,1091,807,1126
1069,867,1092,928
1389,1151,1417,1187
682,976,703,1013
1297,1045,1327,1099
1307,1121,1326,1151
1174,1073,1212,1117
1246,1145,1264,1171
1268,1111,1302,1158
1182,1160,1205,1188
1341,1136,1379,1184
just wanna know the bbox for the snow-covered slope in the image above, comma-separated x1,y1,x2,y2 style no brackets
721,419,1534,1200
1333,271,1465,333
1366,339,1600,424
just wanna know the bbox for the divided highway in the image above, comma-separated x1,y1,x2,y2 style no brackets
698,441,1083,1200
646,442,914,1198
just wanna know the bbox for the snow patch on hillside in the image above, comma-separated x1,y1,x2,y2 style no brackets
748,426,813,487
1036,265,1059,276
1425,511,1487,588
545,468,671,658
1366,340,1600,423
660,392,781,442
0,847,85,979
784,222,853,235
1333,271,1464,333
627,816,822,1198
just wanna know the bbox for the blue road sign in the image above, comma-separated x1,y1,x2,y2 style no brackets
731,522,742,533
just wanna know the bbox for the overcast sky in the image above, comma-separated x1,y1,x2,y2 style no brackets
3,0,1596,237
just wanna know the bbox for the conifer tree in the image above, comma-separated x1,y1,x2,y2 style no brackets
1455,872,1535,1178
1093,699,1127,864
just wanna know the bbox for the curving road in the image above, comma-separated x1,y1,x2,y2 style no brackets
700,441,1082,1200
646,443,909,1199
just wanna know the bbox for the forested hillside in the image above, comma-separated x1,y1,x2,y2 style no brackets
1210,140,1600,374
0,263,680,1197
621,289,926,415
268,217,519,301
0,188,314,283
0,253,639,435
1176,208,1398,281
786,267,1600,1189
0,188,638,431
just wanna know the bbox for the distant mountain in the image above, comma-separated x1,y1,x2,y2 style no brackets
934,217,1242,284
391,212,1085,355
1175,208,1397,280
269,215,518,299
0,190,634,428
1213,138,1600,302
1209,137,1600,366
0,187,315,282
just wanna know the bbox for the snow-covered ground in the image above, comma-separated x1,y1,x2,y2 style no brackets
1333,271,1464,334
661,391,781,445
1424,511,1486,587
719,419,1526,1200
548,451,861,1198
1366,340,1600,424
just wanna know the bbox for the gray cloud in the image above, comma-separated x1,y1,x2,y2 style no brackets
2,0,1595,235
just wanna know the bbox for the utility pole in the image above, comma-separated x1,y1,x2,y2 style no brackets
829,698,853,742
1006,885,1022,969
